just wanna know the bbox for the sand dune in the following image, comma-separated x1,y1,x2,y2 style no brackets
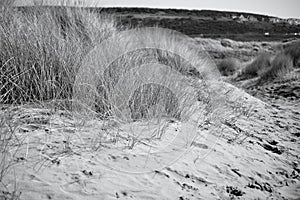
1,78,299,200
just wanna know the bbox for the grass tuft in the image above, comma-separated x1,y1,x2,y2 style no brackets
241,52,272,79
0,6,116,104
259,53,293,82
73,27,217,122
217,57,240,76
283,40,300,68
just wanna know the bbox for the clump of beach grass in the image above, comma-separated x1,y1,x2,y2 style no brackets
0,1,224,157
217,57,240,76
240,52,272,79
73,27,219,122
0,3,116,104
0,2,117,197
259,53,293,82
283,40,300,68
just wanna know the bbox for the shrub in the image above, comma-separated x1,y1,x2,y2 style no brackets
217,57,240,76
0,6,116,104
283,40,300,68
260,53,293,82
241,52,272,78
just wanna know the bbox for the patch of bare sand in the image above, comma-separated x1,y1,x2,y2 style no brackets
1,81,299,200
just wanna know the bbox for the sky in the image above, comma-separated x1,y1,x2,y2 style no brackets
15,0,300,19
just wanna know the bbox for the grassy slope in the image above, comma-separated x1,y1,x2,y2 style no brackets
98,7,300,41
15,6,300,41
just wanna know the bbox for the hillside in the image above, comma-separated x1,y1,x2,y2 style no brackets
15,6,300,41
96,7,300,41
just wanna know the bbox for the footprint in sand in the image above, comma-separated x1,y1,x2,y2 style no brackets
191,142,209,149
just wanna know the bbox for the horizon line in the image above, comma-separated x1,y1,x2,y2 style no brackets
13,3,299,19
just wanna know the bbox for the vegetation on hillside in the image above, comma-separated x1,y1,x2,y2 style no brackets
283,40,300,67
15,6,300,41
237,52,272,80
260,53,293,82
217,58,240,76
0,5,116,104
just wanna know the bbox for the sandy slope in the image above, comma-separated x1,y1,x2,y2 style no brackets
1,79,299,200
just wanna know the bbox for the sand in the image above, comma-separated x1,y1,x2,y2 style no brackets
1,75,299,200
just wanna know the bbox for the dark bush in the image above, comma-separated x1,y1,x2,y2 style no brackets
217,58,240,76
